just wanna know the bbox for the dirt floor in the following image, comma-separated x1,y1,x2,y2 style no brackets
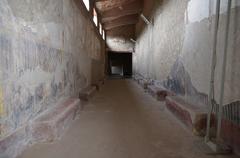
19,79,239,158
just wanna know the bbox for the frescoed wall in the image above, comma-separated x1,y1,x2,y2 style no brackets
0,0,105,137
134,0,240,107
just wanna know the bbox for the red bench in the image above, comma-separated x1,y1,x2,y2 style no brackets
0,125,29,158
166,96,208,136
0,98,80,157
30,98,80,143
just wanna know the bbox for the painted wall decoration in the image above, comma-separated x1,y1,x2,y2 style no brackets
0,34,89,137
134,0,240,108
163,59,208,106
0,0,104,137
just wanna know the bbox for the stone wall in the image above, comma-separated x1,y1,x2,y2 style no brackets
134,0,240,107
0,0,105,137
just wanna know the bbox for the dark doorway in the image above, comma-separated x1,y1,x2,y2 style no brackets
108,51,132,78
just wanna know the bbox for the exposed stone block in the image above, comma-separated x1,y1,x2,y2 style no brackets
166,96,208,136
30,98,80,143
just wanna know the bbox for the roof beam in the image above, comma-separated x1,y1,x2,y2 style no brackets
96,0,137,12
106,25,135,38
101,0,142,23
104,14,139,30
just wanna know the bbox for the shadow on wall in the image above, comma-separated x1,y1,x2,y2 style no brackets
163,59,208,106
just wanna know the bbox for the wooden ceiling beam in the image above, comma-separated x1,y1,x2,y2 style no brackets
96,0,137,12
101,0,142,23
104,14,139,30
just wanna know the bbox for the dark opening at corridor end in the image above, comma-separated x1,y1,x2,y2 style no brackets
108,52,132,78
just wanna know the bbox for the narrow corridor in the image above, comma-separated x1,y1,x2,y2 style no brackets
19,80,237,158
1,0,240,157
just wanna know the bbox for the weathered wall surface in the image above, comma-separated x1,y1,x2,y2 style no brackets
107,37,134,52
0,0,105,137
106,25,136,53
134,0,240,106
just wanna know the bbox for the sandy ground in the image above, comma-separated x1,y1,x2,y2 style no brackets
19,79,238,158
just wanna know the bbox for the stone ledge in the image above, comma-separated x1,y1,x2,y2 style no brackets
79,86,97,101
30,98,80,143
166,96,207,136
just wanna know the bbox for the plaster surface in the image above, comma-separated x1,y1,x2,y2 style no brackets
0,0,105,138
134,0,240,106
